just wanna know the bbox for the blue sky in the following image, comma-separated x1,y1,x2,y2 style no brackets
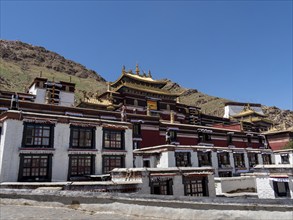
1,1,292,110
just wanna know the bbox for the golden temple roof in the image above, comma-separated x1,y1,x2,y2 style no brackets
111,65,168,88
232,104,265,118
113,81,182,96
241,117,273,124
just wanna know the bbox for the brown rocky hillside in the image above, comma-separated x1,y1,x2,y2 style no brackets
0,39,292,128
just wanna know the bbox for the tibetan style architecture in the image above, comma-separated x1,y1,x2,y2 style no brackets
0,65,292,186
0,78,134,182
79,65,271,150
133,144,274,177
224,102,273,132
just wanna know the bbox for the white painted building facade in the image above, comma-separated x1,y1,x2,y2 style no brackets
274,149,293,165
134,145,275,177
111,167,216,197
0,110,133,182
253,165,293,199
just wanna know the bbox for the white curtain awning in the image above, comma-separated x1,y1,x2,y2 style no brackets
269,178,289,182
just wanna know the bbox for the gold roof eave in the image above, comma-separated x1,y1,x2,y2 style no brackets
111,72,168,87
233,109,266,118
114,82,182,96
241,117,273,124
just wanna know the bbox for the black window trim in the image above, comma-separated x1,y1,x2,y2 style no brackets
102,155,125,174
69,125,96,149
68,154,95,180
102,128,125,150
18,154,53,182
183,176,209,197
22,122,55,148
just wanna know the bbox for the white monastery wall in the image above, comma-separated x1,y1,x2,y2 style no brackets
124,129,134,169
30,88,46,104
0,120,23,182
51,123,70,181
190,151,198,167
256,177,275,199
95,127,103,174
172,176,185,196
208,175,216,197
157,151,175,168
215,176,256,194
59,91,75,107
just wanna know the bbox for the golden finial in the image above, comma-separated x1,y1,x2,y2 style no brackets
107,82,111,92
247,103,251,110
148,70,152,78
135,64,140,75
122,65,126,74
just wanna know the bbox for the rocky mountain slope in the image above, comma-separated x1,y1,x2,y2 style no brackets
0,40,106,102
0,39,292,128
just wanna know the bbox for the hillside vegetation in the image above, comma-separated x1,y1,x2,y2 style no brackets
0,39,292,128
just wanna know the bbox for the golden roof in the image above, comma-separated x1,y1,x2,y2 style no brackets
84,97,112,106
111,66,168,88
113,82,182,96
241,117,273,124
233,106,265,118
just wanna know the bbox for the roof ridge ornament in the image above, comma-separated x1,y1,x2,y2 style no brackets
136,64,140,75
148,70,152,78
122,65,126,74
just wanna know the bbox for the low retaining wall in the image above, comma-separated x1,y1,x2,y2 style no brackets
1,189,292,212
215,176,256,194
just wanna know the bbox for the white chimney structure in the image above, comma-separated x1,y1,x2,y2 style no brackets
28,77,75,107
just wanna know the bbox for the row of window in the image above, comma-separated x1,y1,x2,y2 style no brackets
174,152,272,168
22,123,124,149
167,130,266,146
18,154,125,182
150,176,209,197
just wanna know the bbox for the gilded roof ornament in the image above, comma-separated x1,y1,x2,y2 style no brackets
107,82,111,92
135,64,140,75
148,70,152,78
122,65,126,74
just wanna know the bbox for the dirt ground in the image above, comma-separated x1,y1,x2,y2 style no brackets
1,198,292,220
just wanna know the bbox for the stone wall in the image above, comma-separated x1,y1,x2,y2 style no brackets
215,176,256,194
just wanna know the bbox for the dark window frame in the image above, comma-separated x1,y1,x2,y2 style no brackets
22,123,54,148
227,134,233,145
217,152,230,167
248,153,259,168
183,176,209,197
150,178,173,195
169,130,178,143
198,151,212,167
133,123,141,138
68,155,95,179
18,154,52,182
102,155,125,174
273,181,291,198
262,154,272,165
233,153,246,168
198,132,212,143
281,154,289,164
247,135,252,147
175,152,191,167
69,126,96,149
218,171,232,177
103,129,125,150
